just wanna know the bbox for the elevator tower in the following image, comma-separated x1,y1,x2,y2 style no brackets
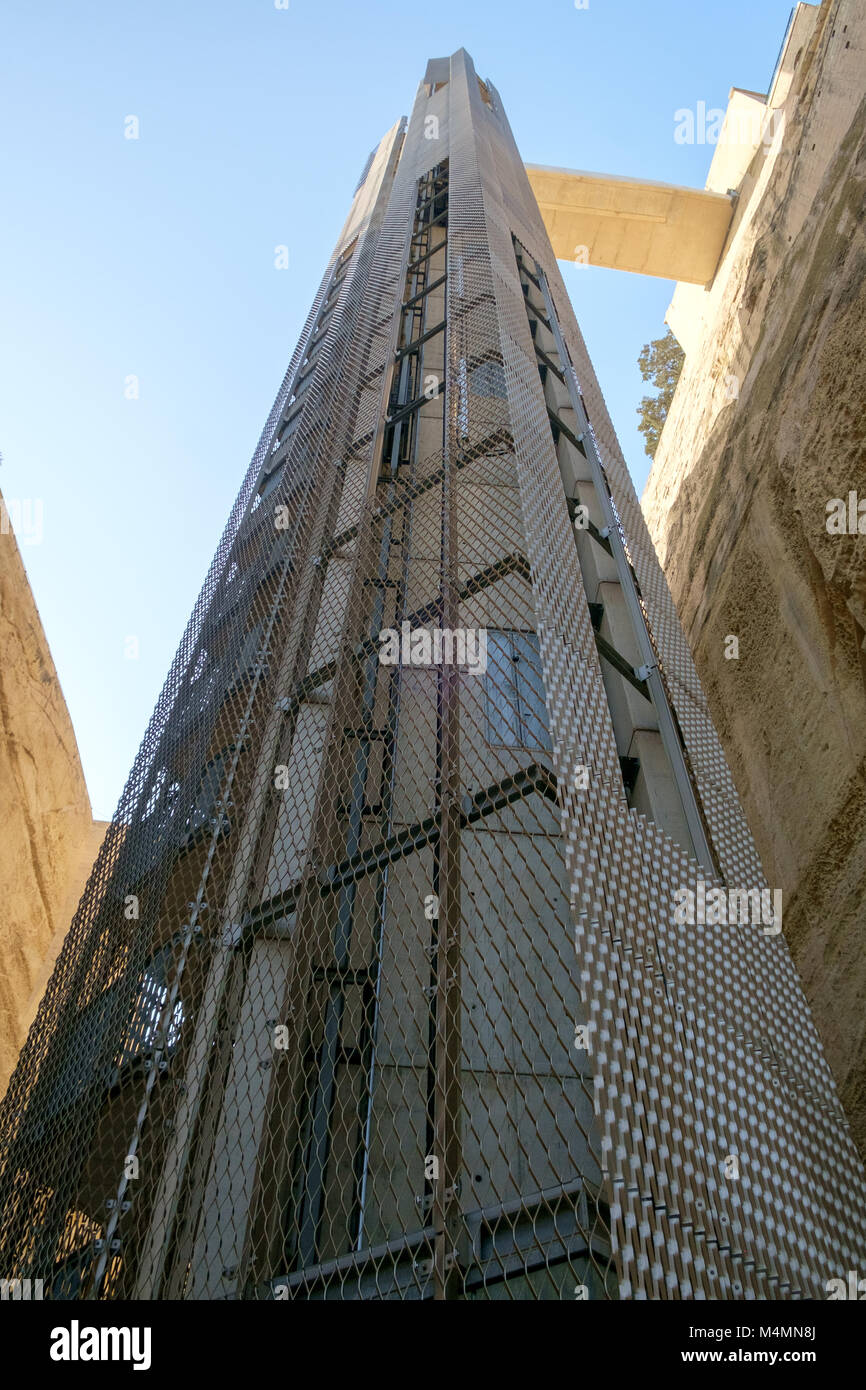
1,50,864,1301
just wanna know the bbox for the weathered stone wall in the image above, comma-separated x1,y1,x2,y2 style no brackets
643,0,866,1152
0,491,106,1098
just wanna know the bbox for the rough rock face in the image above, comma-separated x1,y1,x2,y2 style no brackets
644,3,866,1154
0,493,106,1099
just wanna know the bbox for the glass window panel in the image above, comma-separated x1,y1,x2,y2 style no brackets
484,630,522,746
511,631,552,751
484,630,551,750
230,621,265,686
259,463,284,500
469,360,506,398
119,946,184,1065
185,752,227,838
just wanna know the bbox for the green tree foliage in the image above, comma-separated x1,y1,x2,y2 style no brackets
636,328,684,459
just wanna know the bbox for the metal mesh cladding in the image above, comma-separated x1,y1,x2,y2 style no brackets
1,49,865,1302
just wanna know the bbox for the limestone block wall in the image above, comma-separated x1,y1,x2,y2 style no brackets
643,0,866,1152
0,490,106,1099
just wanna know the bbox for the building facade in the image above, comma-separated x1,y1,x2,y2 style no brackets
1,49,864,1301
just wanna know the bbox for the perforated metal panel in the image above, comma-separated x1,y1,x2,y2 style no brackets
0,50,863,1302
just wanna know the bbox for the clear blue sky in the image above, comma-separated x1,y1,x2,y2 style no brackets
0,0,794,820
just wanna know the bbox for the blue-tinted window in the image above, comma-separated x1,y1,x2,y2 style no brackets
484,630,551,751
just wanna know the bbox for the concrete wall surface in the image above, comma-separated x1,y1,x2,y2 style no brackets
0,490,106,1099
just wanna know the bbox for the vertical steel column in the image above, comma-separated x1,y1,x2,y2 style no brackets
295,553,386,1265
297,167,444,1267
356,170,446,1250
432,166,462,1301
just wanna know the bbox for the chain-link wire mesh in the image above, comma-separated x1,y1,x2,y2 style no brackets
1,49,865,1302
